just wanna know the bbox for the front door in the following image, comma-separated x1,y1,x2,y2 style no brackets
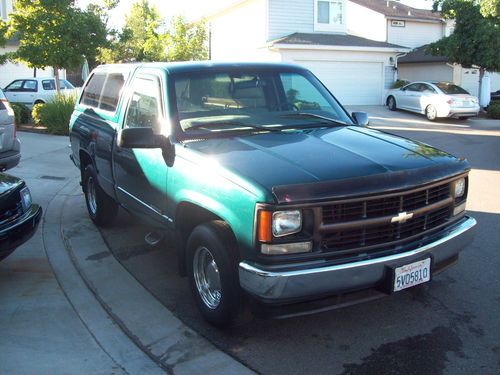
113,71,170,225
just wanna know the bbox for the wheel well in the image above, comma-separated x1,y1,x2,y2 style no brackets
174,202,224,276
386,95,394,105
79,150,93,183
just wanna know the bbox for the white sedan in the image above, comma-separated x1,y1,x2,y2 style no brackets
2,77,77,108
386,81,479,121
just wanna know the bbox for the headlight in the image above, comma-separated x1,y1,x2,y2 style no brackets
272,210,302,237
20,187,32,212
454,178,466,198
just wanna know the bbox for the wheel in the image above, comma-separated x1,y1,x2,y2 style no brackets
83,164,118,227
387,96,397,111
458,116,470,120
426,105,438,121
186,221,245,327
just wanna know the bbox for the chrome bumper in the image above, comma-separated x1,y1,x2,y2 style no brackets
239,217,476,302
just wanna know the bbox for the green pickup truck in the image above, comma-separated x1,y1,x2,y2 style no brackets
70,62,476,327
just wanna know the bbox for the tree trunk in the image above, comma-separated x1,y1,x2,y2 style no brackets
54,66,61,95
478,67,484,109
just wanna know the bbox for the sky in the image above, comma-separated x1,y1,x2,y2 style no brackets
78,0,434,29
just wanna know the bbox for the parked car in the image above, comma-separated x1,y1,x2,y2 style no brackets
3,77,77,107
386,81,480,121
70,62,476,327
0,89,21,171
491,89,500,101
0,173,42,261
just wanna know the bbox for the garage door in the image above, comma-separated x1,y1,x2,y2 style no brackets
296,60,383,105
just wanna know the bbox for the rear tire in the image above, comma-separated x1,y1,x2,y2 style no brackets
426,105,438,121
387,96,397,111
186,220,246,328
83,164,118,227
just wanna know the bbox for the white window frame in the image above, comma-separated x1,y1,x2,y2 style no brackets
314,0,347,33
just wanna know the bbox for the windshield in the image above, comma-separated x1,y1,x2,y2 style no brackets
172,70,352,137
436,82,469,95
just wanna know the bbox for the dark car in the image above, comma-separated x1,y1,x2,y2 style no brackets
491,90,500,101
0,173,42,261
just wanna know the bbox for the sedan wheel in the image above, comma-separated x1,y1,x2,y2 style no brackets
426,105,437,121
388,96,397,111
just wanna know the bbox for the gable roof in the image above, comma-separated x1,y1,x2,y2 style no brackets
349,0,442,22
270,32,407,49
398,44,448,63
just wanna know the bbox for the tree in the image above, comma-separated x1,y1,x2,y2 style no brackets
164,16,208,62
427,0,500,104
1,0,108,93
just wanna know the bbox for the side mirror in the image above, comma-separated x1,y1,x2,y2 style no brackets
352,111,369,127
400,87,406,91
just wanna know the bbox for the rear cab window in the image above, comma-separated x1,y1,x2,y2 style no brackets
80,71,128,114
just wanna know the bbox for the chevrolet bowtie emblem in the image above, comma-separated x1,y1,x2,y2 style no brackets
391,211,414,224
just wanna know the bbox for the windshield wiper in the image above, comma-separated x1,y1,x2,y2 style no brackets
185,121,281,133
280,112,349,127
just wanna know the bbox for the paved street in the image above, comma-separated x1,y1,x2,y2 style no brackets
1,107,499,374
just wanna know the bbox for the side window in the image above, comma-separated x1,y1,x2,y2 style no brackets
124,76,162,131
98,73,127,112
23,80,37,92
42,80,56,90
61,80,75,89
421,84,436,94
6,80,24,92
280,73,330,110
405,83,420,92
81,73,106,108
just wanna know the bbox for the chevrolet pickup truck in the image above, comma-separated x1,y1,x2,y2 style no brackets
69,62,476,327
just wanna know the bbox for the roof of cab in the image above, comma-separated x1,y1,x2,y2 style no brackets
93,61,309,74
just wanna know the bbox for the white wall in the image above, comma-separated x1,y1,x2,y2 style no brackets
346,1,386,42
0,47,55,88
0,0,13,20
398,62,453,83
489,72,500,92
387,20,443,48
268,0,314,40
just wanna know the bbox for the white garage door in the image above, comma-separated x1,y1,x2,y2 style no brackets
297,60,383,105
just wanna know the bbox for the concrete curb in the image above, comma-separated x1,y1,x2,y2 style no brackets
57,183,254,375
42,177,164,375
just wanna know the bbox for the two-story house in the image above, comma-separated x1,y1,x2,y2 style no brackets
206,0,455,105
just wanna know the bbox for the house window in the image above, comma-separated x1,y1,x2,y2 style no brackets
0,0,7,20
315,0,346,32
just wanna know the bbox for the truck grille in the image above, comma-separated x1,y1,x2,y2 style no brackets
320,182,452,252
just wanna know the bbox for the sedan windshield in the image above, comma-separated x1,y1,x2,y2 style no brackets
436,82,469,95
172,70,352,136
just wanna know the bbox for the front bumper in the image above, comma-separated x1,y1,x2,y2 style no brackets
239,216,476,303
0,204,42,261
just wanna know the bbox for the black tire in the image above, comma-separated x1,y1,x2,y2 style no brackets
458,116,470,120
426,105,438,121
186,220,245,327
387,96,397,111
83,164,118,227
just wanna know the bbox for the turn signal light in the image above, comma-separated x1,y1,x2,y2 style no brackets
258,210,272,242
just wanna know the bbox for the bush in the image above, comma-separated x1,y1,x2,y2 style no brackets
487,101,500,119
35,94,77,135
391,79,409,89
10,103,31,124
31,103,45,127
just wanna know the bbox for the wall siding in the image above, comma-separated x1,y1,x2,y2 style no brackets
387,21,443,48
268,0,314,40
398,62,453,83
384,65,396,89
346,1,386,42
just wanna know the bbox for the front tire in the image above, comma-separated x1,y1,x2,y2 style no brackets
426,105,438,121
186,221,244,327
83,164,118,227
387,96,397,111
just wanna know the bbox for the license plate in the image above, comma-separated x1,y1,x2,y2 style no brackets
393,258,431,292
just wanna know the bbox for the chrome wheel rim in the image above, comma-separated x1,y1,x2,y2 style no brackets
193,246,222,309
86,176,97,215
389,97,394,109
427,106,436,120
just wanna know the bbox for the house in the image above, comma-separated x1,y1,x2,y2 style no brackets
397,45,500,98
0,0,56,88
207,0,454,105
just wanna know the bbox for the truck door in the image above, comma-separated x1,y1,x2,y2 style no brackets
113,72,170,225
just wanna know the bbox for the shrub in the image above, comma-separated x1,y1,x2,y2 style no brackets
391,79,409,89
10,103,31,124
36,94,77,135
487,101,500,119
31,103,45,127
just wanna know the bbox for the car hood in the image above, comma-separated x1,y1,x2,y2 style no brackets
186,127,469,203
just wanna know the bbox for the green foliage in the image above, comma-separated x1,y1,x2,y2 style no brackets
428,1,500,72
487,101,500,119
34,94,77,135
10,103,31,124
31,103,45,127
391,79,410,89
165,16,208,62
1,0,108,91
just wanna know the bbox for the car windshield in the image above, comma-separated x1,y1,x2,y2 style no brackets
436,83,469,95
172,69,352,137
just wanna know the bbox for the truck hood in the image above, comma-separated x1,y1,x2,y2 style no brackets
186,127,469,203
